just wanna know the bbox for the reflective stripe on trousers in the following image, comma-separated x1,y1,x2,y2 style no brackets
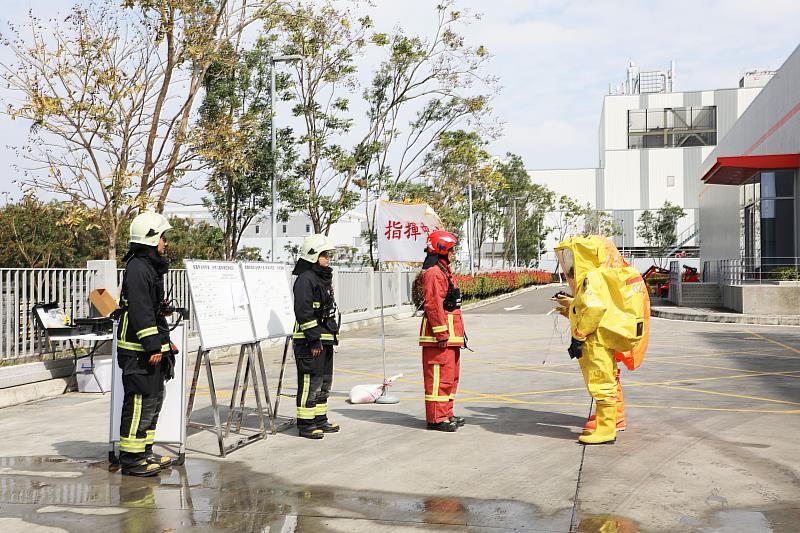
422,346,460,423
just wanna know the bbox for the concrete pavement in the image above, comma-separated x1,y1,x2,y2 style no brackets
1,286,799,532
651,304,800,326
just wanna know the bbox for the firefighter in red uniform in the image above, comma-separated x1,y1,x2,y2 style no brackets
419,230,465,432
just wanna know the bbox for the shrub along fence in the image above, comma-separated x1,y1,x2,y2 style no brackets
456,271,554,301
413,270,555,307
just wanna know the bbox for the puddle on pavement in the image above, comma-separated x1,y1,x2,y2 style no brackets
575,514,641,532
0,455,572,531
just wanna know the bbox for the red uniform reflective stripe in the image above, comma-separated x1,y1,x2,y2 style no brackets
418,262,465,347
422,346,460,423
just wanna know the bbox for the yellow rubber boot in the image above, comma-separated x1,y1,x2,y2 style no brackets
578,400,617,445
582,378,626,435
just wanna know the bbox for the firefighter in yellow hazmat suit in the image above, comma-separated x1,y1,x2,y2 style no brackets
554,235,649,445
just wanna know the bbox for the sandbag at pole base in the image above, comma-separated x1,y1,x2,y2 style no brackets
374,386,400,404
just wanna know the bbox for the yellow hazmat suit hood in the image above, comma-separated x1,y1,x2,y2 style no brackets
555,235,649,370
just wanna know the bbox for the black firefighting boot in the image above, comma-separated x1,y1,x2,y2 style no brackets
120,453,162,477
426,420,458,432
144,444,174,469
318,421,340,433
315,411,340,433
298,427,324,439
449,416,466,427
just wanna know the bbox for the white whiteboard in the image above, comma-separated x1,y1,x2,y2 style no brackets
110,324,186,444
240,262,295,340
185,260,255,350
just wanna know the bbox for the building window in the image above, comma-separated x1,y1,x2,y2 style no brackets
628,106,717,149
254,225,260,234
740,169,796,270
306,224,310,233
282,224,287,234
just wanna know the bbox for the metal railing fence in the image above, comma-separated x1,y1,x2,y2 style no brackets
1,266,415,362
717,257,800,286
0,269,92,361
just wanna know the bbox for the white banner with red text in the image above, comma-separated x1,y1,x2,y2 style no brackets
376,200,444,263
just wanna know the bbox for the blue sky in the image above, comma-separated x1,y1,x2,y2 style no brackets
1,0,799,204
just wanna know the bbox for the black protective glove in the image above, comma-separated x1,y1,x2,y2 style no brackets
568,337,584,360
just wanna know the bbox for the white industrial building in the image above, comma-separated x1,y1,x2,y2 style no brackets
698,44,800,314
530,62,773,263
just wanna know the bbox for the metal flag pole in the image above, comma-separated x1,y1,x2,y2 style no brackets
375,201,399,404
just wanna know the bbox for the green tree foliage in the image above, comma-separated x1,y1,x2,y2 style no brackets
0,198,227,267
583,211,623,237
236,247,263,261
194,38,296,260
355,1,496,266
0,196,107,267
283,242,301,263
2,0,280,258
164,217,225,262
275,2,495,242
636,201,686,267
549,195,592,245
495,154,555,268
273,3,370,235
393,130,501,239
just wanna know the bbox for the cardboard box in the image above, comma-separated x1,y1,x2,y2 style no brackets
89,289,119,317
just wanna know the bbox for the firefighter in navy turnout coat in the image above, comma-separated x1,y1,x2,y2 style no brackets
292,234,341,439
117,212,176,477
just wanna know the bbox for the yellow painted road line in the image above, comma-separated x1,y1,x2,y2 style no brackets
498,364,583,376
488,370,800,401
336,367,524,404
645,349,761,361
411,396,800,414
746,330,800,355
627,370,800,390
500,386,589,398
620,403,800,415
630,382,800,406
644,359,800,374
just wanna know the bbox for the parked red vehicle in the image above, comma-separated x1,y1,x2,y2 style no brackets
642,265,699,297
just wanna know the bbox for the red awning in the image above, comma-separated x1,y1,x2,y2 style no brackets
702,154,800,185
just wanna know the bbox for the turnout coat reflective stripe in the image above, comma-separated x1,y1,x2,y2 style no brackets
418,261,464,347
118,255,171,356
292,267,339,345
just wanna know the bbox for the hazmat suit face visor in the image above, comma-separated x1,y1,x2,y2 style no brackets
556,248,576,294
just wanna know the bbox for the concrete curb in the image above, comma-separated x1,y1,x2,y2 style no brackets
0,359,74,389
0,377,74,409
651,306,800,326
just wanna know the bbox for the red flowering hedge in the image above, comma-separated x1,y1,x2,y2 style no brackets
412,270,554,307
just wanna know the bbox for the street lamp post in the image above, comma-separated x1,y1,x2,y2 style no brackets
467,183,475,276
510,196,526,270
512,197,518,270
270,54,305,262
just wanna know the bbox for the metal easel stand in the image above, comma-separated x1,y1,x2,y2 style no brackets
224,342,268,439
185,344,266,458
375,260,399,404
271,335,297,434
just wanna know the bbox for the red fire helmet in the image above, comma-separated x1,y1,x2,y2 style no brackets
427,230,458,254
